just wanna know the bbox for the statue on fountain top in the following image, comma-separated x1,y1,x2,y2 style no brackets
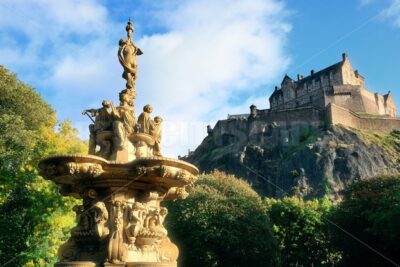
118,18,143,92
82,19,164,161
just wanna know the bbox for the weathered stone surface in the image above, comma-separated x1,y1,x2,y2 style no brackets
55,262,98,267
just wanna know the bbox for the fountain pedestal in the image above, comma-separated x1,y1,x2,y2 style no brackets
39,154,197,267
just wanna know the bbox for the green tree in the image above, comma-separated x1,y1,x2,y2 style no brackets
330,175,400,267
0,66,86,266
266,197,340,266
165,170,279,267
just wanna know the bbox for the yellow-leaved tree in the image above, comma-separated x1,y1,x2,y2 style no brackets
0,65,87,267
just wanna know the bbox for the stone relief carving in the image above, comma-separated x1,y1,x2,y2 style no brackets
65,162,104,177
58,189,110,262
107,201,127,264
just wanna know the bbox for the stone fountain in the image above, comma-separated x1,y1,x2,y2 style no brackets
39,19,198,267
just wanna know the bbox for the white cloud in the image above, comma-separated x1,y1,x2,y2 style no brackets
0,0,291,157
381,0,400,27
135,0,291,156
359,0,376,6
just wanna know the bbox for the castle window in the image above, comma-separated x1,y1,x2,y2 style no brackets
329,71,333,80
303,83,307,91
312,79,316,88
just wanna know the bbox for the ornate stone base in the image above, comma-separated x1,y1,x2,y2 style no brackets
54,262,176,267
126,263,176,267
38,155,197,267
104,262,126,267
55,261,98,267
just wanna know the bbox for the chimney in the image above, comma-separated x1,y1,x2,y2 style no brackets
354,70,359,78
275,86,278,91
310,70,315,75
342,53,348,61
297,74,301,81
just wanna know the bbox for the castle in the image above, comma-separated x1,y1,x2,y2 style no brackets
208,53,400,146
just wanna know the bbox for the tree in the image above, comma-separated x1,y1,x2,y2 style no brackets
265,197,340,266
0,66,87,266
165,171,279,267
330,175,400,267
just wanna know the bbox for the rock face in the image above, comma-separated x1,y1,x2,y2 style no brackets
186,126,400,200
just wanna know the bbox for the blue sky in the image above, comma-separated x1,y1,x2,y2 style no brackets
0,0,399,156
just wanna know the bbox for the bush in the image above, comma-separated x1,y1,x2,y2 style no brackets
330,175,400,267
266,197,340,266
165,170,279,267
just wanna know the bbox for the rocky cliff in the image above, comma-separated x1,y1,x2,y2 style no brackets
185,125,400,200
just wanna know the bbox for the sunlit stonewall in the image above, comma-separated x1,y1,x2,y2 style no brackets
39,19,199,267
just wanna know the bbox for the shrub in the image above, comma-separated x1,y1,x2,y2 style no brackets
166,170,279,267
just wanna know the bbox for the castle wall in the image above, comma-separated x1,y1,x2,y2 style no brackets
324,85,366,113
385,95,397,117
212,118,249,145
360,87,381,115
274,85,326,111
327,103,400,132
259,107,324,127
212,107,326,147
375,93,385,115
340,56,364,86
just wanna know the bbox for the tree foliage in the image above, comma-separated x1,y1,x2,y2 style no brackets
165,170,279,267
330,175,400,267
266,197,341,266
0,66,86,266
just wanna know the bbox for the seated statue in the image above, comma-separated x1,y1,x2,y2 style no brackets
111,98,136,152
137,104,153,134
82,100,113,156
106,89,137,162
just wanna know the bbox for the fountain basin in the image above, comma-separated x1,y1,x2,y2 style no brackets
39,154,198,200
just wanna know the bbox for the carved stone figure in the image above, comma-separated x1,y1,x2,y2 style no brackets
91,201,110,239
125,202,147,245
137,104,153,134
150,116,163,156
108,201,127,264
111,100,135,152
71,205,90,237
118,18,143,91
82,100,113,155
148,207,168,237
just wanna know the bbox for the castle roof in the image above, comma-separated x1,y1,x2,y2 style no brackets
297,61,343,85
269,53,348,100
269,86,283,99
281,74,294,85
